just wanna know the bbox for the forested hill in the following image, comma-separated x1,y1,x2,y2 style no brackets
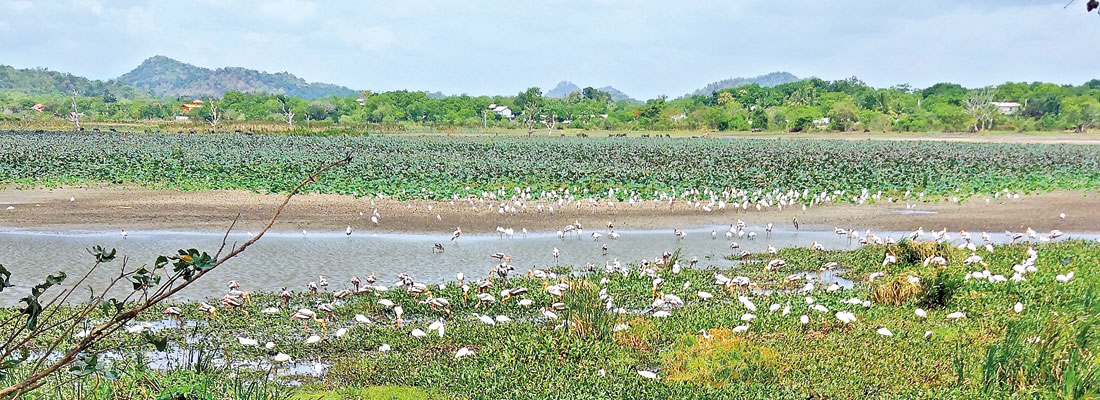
545,81,639,103
0,65,149,99
115,56,357,99
687,72,802,97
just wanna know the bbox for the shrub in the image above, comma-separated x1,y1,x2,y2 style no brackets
661,328,778,389
872,274,923,306
919,269,962,309
890,240,955,266
563,279,615,340
615,317,659,351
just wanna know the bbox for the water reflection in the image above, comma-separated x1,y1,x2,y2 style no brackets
0,226,1093,306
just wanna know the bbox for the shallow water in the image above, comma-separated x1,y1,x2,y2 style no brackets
0,226,1093,306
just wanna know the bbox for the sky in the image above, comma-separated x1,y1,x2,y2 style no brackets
1,0,1099,99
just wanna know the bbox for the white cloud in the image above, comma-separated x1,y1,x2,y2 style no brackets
72,0,103,15
326,21,395,52
257,0,318,24
3,0,33,12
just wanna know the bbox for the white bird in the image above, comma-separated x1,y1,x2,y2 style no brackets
800,314,810,324
914,308,928,318
740,313,756,321
653,310,671,318
946,312,966,320
637,370,658,379
273,353,291,363
495,315,512,323
732,325,749,333
334,328,347,338
305,335,321,344
455,347,473,359
355,314,372,324
261,307,279,314
476,314,496,325
876,327,893,337
237,337,258,346
542,310,559,320
378,344,391,352
737,296,757,312
836,311,857,324
1056,271,1075,282
411,329,427,338
265,342,276,350
1013,302,1024,314
120,230,128,239
697,291,713,301
768,303,781,312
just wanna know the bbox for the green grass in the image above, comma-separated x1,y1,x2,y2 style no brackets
4,240,1100,399
291,386,430,400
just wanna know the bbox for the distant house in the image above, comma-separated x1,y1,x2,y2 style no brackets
670,113,687,122
30,103,45,113
356,98,366,106
992,102,1021,115
813,117,831,127
488,104,513,119
175,115,190,121
180,99,204,113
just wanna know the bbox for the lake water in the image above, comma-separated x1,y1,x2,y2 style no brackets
0,226,1093,306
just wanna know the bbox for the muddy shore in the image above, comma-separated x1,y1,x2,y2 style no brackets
1,186,1097,235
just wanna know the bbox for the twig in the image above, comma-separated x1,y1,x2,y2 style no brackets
214,213,241,260
0,153,353,399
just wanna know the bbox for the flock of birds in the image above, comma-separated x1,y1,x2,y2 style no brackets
22,190,1088,379
125,207,1093,380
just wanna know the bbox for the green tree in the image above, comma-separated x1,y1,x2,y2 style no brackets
827,101,859,131
1061,96,1100,132
750,108,768,130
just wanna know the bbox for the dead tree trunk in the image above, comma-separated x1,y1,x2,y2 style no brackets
208,98,220,133
68,91,82,130
544,114,557,136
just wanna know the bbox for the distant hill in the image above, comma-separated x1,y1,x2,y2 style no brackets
116,56,357,99
545,81,582,98
597,86,639,103
686,72,802,97
0,65,148,98
545,81,638,103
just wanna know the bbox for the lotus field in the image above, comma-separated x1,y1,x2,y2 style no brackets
1,131,1099,199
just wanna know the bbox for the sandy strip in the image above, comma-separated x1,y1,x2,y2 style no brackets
0,186,1097,235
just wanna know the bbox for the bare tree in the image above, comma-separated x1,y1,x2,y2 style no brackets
543,114,558,136
67,90,82,130
964,89,997,131
522,111,538,136
0,154,353,399
279,97,295,129
207,98,220,133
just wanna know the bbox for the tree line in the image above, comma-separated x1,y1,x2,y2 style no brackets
1,77,1099,133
